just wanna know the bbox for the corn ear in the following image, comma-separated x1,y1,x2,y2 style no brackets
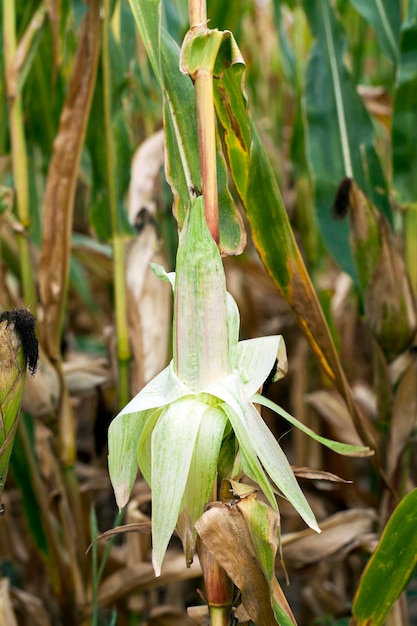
0,310,38,501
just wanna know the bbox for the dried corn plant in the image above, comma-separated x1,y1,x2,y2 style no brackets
0,1,417,626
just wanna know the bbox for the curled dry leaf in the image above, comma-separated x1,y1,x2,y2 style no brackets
195,500,296,626
292,466,352,483
91,521,152,550
281,508,378,569
62,354,111,395
128,129,164,224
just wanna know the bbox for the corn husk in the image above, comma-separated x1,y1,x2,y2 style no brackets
0,310,38,499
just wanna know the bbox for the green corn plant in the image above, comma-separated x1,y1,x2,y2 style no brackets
0,310,38,503
108,195,369,578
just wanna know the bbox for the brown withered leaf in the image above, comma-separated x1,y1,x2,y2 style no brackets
281,508,377,569
39,0,101,359
187,605,209,626
292,466,351,483
195,501,296,626
97,551,202,606
89,522,152,552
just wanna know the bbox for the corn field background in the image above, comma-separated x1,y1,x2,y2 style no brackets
1,0,417,625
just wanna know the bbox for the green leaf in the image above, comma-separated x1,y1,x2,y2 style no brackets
348,0,400,64
128,0,245,254
253,394,372,457
150,396,206,576
302,0,392,280
10,416,49,558
353,488,417,626
213,47,376,452
392,0,417,205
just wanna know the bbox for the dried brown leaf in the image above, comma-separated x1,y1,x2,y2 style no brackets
63,354,111,395
97,551,202,606
126,225,171,394
39,0,101,359
195,502,292,626
281,508,377,569
387,360,417,479
292,466,351,483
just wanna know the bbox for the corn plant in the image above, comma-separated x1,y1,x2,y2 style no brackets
0,0,417,625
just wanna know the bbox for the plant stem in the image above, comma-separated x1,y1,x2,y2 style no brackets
188,0,219,243
3,0,37,308
102,0,131,408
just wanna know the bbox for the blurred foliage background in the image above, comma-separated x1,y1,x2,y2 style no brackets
0,0,417,624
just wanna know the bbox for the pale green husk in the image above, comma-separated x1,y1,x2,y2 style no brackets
108,197,369,576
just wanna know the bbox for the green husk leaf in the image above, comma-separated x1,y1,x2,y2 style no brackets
174,197,230,390
177,404,227,565
150,396,207,576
